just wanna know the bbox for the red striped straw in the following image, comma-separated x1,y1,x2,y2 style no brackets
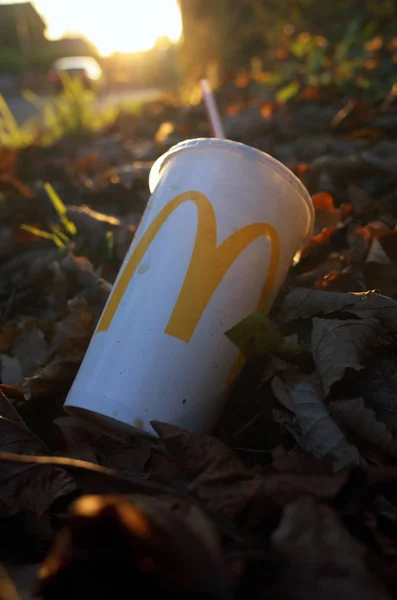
200,79,225,139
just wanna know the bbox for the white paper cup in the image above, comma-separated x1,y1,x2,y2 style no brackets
65,139,314,435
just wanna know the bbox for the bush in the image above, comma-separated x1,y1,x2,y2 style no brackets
0,50,24,74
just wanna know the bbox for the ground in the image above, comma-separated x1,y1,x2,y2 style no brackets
0,78,397,599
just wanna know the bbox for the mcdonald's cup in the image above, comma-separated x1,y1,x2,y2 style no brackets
64,139,314,435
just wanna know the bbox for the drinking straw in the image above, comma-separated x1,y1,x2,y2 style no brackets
200,79,225,139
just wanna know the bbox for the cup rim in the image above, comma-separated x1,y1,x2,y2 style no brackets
149,138,314,247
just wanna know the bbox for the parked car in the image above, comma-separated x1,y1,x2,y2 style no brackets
48,56,103,92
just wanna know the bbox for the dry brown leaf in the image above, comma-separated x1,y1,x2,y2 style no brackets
38,495,228,600
60,253,111,311
54,416,100,463
100,442,152,476
366,237,392,264
312,317,383,396
347,184,373,214
271,449,335,475
0,389,25,427
312,192,341,234
0,355,22,387
66,205,121,251
272,497,392,600
273,374,361,471
330,398,397,459
22,356,80,400
378,231,397,264
301,225,337,261
11,327,48,378
346,224,373,264
261,470,350,507
0,321,18,354
152,422,263,519
127,495,223,565
0,563,21,600
0,393,76,520
363,262,397,298
271,374,294,411
50,297,94,356
281,288,397,333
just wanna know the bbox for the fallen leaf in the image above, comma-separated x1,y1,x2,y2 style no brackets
292,255,342,287
0,148,18,177
50,297,94,356
0,393,77,521
281,288,397,334
0,321,18,354
312,317,383,396
271,374,294,411
312,192,341,234
38,495,228,600
0,355,22,386
316,267,367,293
378,231,397,264
330,398,397,458
273,374,361,471
60,253,111,312
270,449,335,475
366,238,392,265
66,205,121,252
99,441,152,476
0,563,21,600
347,184,373,215
22,356,80,400
54,416,100,463
127,494,223,565
152,422,263,519
301,226,337,260
364,263,397,297
11,327,48,377
272,497,392,600
345,224,373,264
373,495,397,529
260,470,351,508
225,313,283,361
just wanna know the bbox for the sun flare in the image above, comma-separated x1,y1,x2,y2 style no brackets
32,0,182,55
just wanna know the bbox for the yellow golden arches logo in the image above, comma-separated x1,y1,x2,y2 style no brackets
97,191,280,342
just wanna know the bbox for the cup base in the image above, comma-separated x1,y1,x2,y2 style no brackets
65,406,158,441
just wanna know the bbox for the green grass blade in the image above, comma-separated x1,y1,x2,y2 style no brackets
44,182,77,236
20,224,65,248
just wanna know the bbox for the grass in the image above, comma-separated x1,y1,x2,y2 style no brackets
0,74,119,149
0,94,38,149
20,182,75,249
24,74,117,144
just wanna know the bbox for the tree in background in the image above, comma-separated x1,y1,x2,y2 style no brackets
178,0,397,92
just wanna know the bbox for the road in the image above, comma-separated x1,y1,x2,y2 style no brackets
5,87,162,125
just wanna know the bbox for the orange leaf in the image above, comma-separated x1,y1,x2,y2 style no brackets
296,163,310,176
312,192,335,211
274,48,289,60
0,173,33,198
350,128,382,141
0,149,18,177
235,72,250,88
302,226,337,258
259,103,274,119
225,103,244,116
300,86,321,100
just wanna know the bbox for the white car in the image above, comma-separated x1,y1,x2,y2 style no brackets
48,56,103,91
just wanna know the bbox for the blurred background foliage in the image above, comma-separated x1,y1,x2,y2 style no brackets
178,0,397,97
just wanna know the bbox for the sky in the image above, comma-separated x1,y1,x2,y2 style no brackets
2,0,182,55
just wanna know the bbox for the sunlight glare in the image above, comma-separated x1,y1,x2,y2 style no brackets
32,0,182,55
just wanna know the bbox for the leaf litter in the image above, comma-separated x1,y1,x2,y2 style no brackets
1,79,397,599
